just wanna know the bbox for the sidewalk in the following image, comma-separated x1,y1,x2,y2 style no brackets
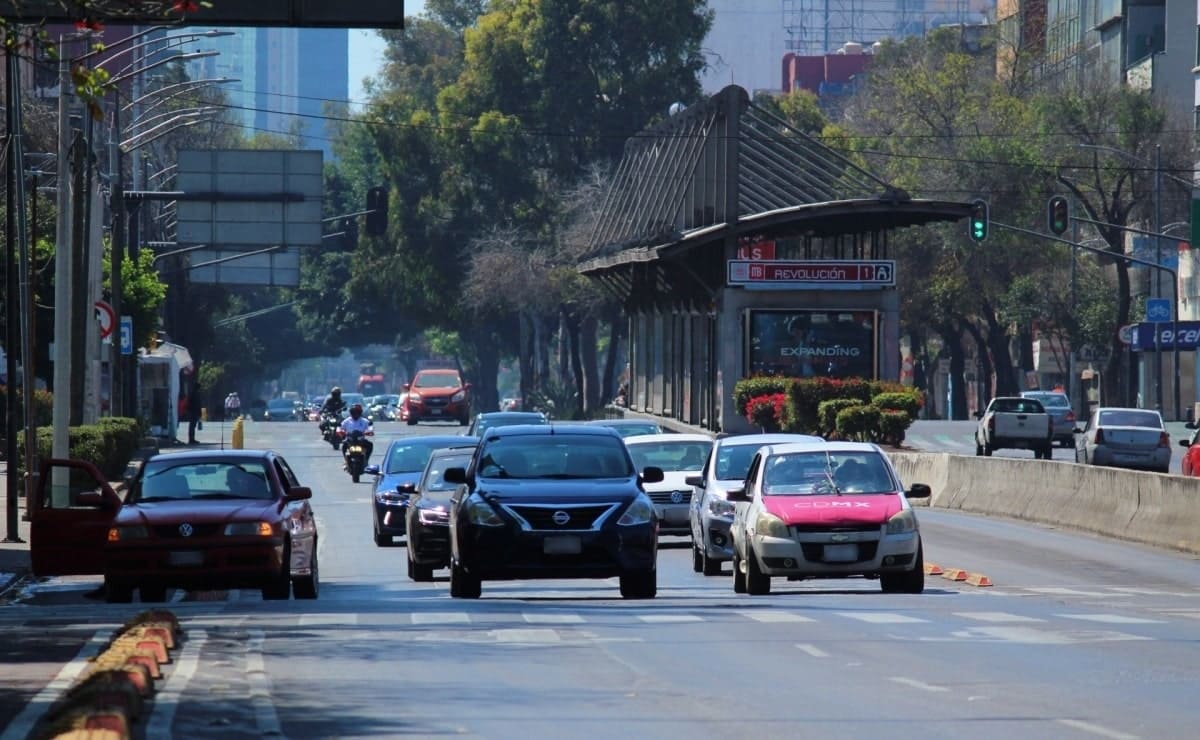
0,421,242,596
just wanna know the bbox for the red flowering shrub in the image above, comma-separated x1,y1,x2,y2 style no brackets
745,393,788,432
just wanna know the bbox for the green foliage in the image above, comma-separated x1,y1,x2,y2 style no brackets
0,386,53,428
786,378,898,433
19,417,141,480
526,377,580,420
105,247,166,349
817,399,862,437
733,376,793,417
835,405,880,442
871,391,922,420
877,409,910,447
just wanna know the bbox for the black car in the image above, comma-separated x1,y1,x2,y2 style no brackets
406,446,477,581
444,424,663,599
366,435,479,546
465,411,548,437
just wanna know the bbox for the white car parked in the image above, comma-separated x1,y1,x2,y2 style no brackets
728,440,931,595
623,433,714,536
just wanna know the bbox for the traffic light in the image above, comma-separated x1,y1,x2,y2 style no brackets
365,186,388,236
1047,195,1070,235
968,198,988,242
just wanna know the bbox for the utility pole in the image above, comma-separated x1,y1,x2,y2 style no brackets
1154,143,1163,416
52,36,74,462
69,130,87,426
4,40,21,542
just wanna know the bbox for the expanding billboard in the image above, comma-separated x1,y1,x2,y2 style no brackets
746,309,879,379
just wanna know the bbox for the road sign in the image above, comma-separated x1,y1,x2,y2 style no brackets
727,260,895,289
1117,324,1135,345
120,316,133,356
1145,298,1172,323
94,300,116,339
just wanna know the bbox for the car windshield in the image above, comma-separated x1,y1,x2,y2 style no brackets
715,443,766,480
476,435,633,479
992,398,1045,414
415,372,460,389
1098,409,1162,428
267,400,294,410
420,452,475,501
627,440,712,472
385,441,451,474
375,395,400,405
135,460,273,502
763,451,896,495
341,393,365,407
1026,393,1069,408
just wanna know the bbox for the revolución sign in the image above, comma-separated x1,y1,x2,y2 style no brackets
728,260,896,289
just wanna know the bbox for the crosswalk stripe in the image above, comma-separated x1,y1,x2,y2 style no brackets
1056,613,1166,625
638,614,703,623
954,611,1045,623
412,612,470,625
795,643,828,657
493,628,561,643
738,610,817,623
523,612,584,624
1026,587,1114,598
838,612,928,624
300,614,359,627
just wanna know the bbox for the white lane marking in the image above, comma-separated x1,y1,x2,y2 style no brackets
1108,587,1193,597
838,612,927,624
300,613,359,627
794,643,828,657
146,629,207,737
1055,718,1140,739
889,676,949,693
492,629,561,643
637,614,703,623
1057,614,1166,625
1026,587,1114,598
246,629,285,738
947,626,1151,644
0,631,108,740
1149,609,1200,620
523,612,584,624
412,612,470,625
738,610,817,623
954,611,1046,623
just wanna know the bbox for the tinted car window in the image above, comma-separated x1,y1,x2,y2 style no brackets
415,372,461,388
420,452,475,501
763,451,894,495
1098,409,1162,428
385,441,447,474
993,398,1044,414
607,423,661,437
477,435,633,479
626,440,712,471
137,460,272,501
1025,393,1069,408
715,443,767,480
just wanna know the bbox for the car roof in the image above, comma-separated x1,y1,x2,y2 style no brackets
761,440,883,455
387,435,480,448
477,411,546,419
428,446,476,459
484,423,620,438
588,418,658,426
623,433,713,444
147,449,275,463
714,433,824,448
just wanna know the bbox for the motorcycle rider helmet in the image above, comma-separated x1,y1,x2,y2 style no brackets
331,386,342,397
349,403,363,418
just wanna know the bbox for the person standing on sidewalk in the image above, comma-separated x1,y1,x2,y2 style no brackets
225,388,241,417
187,383,202,443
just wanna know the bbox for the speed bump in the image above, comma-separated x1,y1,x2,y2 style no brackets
965,573,993,587
924,562,944,576
940,568,969,581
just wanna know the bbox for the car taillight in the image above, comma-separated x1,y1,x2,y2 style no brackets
1159,431,1171,448
988,417,995,433
1065,410,1075,423
1094,428,1105,444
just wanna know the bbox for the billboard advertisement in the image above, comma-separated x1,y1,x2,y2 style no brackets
746,309,879,379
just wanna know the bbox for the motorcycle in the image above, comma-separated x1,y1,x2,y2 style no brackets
339,428,374,483
319,413,342,449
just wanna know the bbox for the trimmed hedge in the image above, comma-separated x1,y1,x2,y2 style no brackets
0,385,54,427
732,377,792,419
733,376,922,446
746,393,788,432
17,416,144,480
817,399,861,436
835,404,881,442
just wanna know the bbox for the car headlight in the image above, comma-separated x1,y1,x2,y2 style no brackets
376,490,410,505
886,509,917,535
466,497,505,527
418,507,449,525
618,495,655,526
754,510,790,538
107,525,149,542
224,521,276,537
451,390,466,402
708,498,735,519
408,393,422,403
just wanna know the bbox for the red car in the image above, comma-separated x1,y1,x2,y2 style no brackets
401,368,472,425
29,450,319,603
1180,423,1200,476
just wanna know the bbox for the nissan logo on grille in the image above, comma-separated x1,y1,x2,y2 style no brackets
552,510,571,526
179,523,194,537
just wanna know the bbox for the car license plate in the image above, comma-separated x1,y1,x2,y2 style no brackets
543,536,581,555
823,544,858,562
168,550,204,567
430,408,443,415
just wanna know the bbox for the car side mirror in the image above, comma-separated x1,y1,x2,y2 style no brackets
906,483,932,499
1179,438,1191,448
641,466,664,484
725,487,749,503
76,490,113,509
364,464,380,475
684,474,703,487
1187,422,1198,430
1073,427,1084,434
402,383,410,391
443,467,467,485
973,411,983,420
463,382,473,390
287,486,313,501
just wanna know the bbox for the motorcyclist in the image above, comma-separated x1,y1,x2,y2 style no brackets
339,403,374,466
320,386,347,417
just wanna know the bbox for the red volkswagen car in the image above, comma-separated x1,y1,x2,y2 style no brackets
401,368,472,425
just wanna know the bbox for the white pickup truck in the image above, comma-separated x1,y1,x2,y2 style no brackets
974,396,1054,459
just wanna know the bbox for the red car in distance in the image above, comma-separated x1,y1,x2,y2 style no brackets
401,368,471,426
1179,422,1200,476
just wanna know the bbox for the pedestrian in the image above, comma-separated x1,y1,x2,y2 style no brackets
187,383,202,444
224,391,241,421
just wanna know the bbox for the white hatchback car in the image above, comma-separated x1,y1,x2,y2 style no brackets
728,440,931,595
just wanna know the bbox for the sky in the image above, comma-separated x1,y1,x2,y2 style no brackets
348,1,425,103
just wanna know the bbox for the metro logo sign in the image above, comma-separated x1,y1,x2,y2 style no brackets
728,260,896,289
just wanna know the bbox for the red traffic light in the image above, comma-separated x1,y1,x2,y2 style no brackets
1048,195,1070,235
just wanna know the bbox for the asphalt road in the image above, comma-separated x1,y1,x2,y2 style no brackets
2,419,1199,739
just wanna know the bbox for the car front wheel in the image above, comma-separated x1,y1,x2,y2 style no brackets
619,569,656,599
691,542,703,573
262,546,292,600
745,547,771,596
293,548,319,599
881,545,925,594
105,579,134,604
732,550,747,594
450,560,481,599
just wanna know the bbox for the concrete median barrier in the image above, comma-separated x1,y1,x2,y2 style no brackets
887,452,1200,556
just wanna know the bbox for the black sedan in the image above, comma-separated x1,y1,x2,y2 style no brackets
366,435,479,546
406,446,477,581
445,424,663,599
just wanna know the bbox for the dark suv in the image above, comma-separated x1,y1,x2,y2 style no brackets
444,424,663,599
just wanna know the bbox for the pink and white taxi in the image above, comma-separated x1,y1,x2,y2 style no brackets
727,440,931,595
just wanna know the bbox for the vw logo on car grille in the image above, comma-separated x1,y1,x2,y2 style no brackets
179,523,194,537
670,491,684,504
552,510,571,526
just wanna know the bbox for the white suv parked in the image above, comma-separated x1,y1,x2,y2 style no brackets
727,440,931,595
